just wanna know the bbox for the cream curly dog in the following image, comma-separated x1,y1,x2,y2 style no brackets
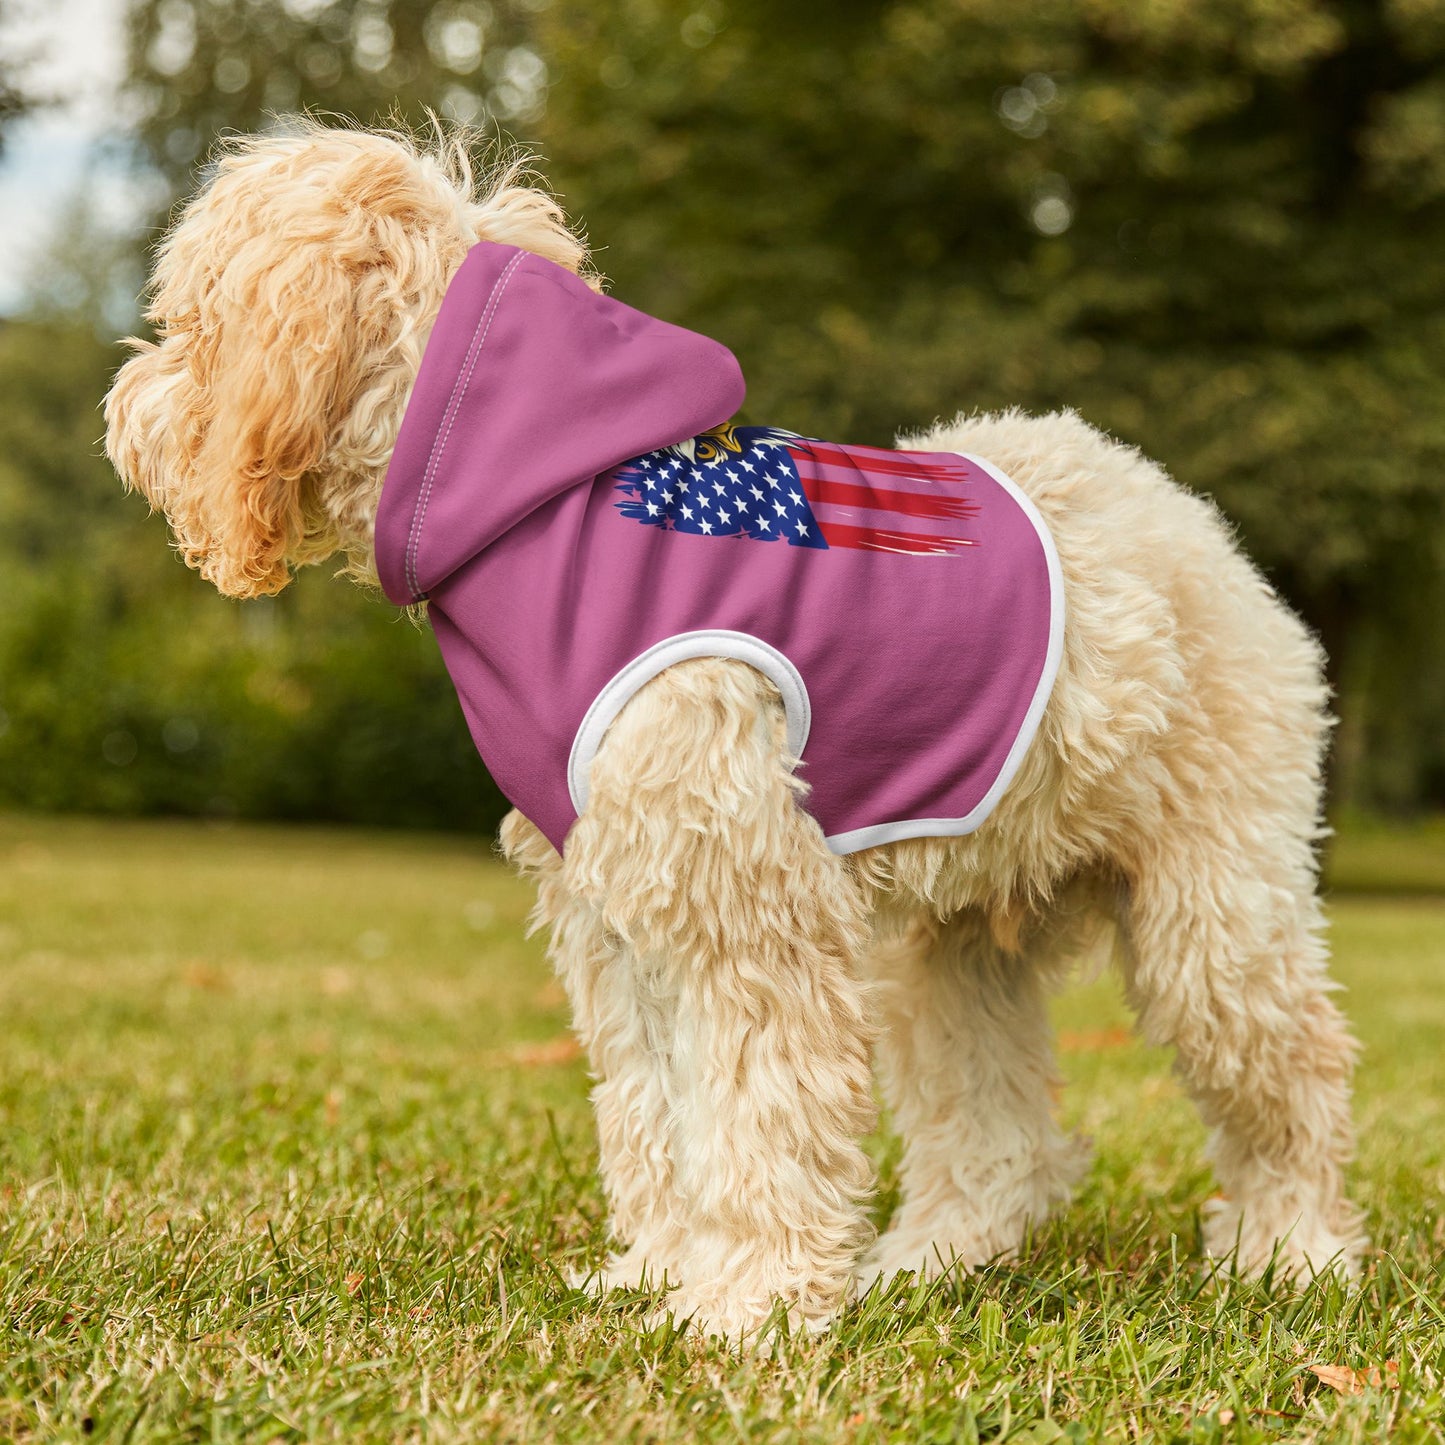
105,123,1364,1342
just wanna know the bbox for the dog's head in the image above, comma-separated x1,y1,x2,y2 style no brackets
105,122,588,597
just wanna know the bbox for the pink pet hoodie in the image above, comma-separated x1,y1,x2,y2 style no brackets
374,242,1063,854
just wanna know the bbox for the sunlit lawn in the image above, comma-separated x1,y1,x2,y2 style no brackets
2,812,1443,1442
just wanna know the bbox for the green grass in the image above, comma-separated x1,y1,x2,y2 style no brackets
2,813,1443,1443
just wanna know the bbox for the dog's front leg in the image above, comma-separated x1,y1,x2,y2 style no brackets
564,658,878,1343
501,809,686,1290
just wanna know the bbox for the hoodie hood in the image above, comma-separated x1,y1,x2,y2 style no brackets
375,242,746,605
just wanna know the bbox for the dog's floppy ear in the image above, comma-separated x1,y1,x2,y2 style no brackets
106,131,442,600
106,229,362,600
177,240,357,598
106,126,594,599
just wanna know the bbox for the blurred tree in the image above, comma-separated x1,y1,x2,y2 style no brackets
124,0,548,192
11,0,559,832
0,0,37,151
32,0,1441,819
0,317,507,830
534,0,1445,808
0,316,132,571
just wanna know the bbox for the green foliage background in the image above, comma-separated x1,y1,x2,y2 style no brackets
2,0,1443,826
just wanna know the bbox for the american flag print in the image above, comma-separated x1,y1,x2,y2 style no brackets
610,425,981,554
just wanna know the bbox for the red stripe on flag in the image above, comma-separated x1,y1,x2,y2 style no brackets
816,521,976,554
806,475,979,521
801,442,972,483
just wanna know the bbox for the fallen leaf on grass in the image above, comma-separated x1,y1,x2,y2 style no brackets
1057,1027,1133,1052
320,967,353,997
1309,1362,1399,1395
499,1037,584,1068
344,1273,365,1296
534,980,567,1009
181,961,229,992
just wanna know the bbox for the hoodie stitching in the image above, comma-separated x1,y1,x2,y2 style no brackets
405,249,526,600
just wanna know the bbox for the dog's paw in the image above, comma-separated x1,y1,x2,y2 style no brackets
645,1287,836,1350
859,1201,1050,1291
856,1233,995,1296
1202,1196,1367,1283
570,1245,674,1296
860,1133,1092,1295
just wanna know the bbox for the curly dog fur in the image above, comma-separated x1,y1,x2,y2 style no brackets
105,122,1365,1342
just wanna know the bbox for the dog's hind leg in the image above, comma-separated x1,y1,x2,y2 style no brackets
859,909,1089,1289
1119,828,1364,1280
564,658,878,1342
1103,580,1365,1279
